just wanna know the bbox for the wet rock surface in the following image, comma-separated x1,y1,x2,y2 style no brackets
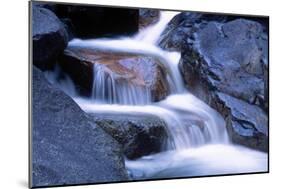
58,46,170,101
89,113,168,159
159,12,269,151
32,66,128,187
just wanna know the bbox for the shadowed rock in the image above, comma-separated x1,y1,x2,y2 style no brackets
32,5,68,70
35,2,139,38
90,113,168,159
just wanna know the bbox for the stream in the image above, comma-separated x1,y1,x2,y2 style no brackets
46,11,268,180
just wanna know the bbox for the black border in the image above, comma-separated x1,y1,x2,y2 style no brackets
29,0,270,188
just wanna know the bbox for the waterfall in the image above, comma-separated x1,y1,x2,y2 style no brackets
69,11,228,149
91,63,152,105
134,11,179,44
48,11,267,179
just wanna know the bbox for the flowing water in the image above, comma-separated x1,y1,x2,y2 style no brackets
46,11,268,179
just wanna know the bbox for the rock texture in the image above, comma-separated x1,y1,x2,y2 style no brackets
58,46,170,101
214,93,268,151
90,114,168,159
139,9,160,29
32,5,68,70
159,13,269,151
32,66,128,187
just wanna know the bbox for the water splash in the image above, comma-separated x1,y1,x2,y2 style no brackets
126,144,267,179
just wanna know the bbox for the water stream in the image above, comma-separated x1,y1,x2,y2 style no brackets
47,11,268,180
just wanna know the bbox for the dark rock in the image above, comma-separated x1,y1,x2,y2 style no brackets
264,63,269,112
41,3,139,38
58,49,93,97
186,19,266,103
57,46,170,102
139,9,160,29
214,93,268,151
32,66,128,187
159,12,268,52
32,5,68,70
160,12,269,151
158,12,230,51
90,113,168,159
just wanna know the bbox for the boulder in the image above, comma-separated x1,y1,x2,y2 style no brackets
158,12,230,51
213,93,268,151
32,5,68,70
159,12,268,51
32,66,128,187
180,19,267,104
139,9,160,29
90,114,168,159
159,13,269,151
58,46,170,102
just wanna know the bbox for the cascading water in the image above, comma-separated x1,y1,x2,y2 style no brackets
91,63,152,105
50,11,267,179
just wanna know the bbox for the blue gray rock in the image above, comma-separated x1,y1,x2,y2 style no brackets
90,114,168,159
32,66,128,187
32,5,68,70
216,92,268,151
159,13,269,151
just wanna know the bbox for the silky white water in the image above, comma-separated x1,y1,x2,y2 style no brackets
50,11,268,179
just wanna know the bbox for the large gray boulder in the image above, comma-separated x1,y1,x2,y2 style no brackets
32,5,68,70
159,13,269,151
90,114,168,160
32,66,128,187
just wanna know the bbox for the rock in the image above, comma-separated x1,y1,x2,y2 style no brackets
90,113,168,159
182,19,267,103
159,13,269,151
159,12,268,52
57,46,170,102
41,3,139,38
32,66,128,187
32,5,68,70
213,93,268,151
158,12,230,51
264,63,269,112
139,9,160,29
58,49,93,97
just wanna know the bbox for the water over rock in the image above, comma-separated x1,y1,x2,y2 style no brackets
32,5,68,70
89,113,168,159
159,13,269,151
58,46,170,102
32,66,128,187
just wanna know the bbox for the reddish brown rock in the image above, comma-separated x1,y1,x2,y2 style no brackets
58,46,170,102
